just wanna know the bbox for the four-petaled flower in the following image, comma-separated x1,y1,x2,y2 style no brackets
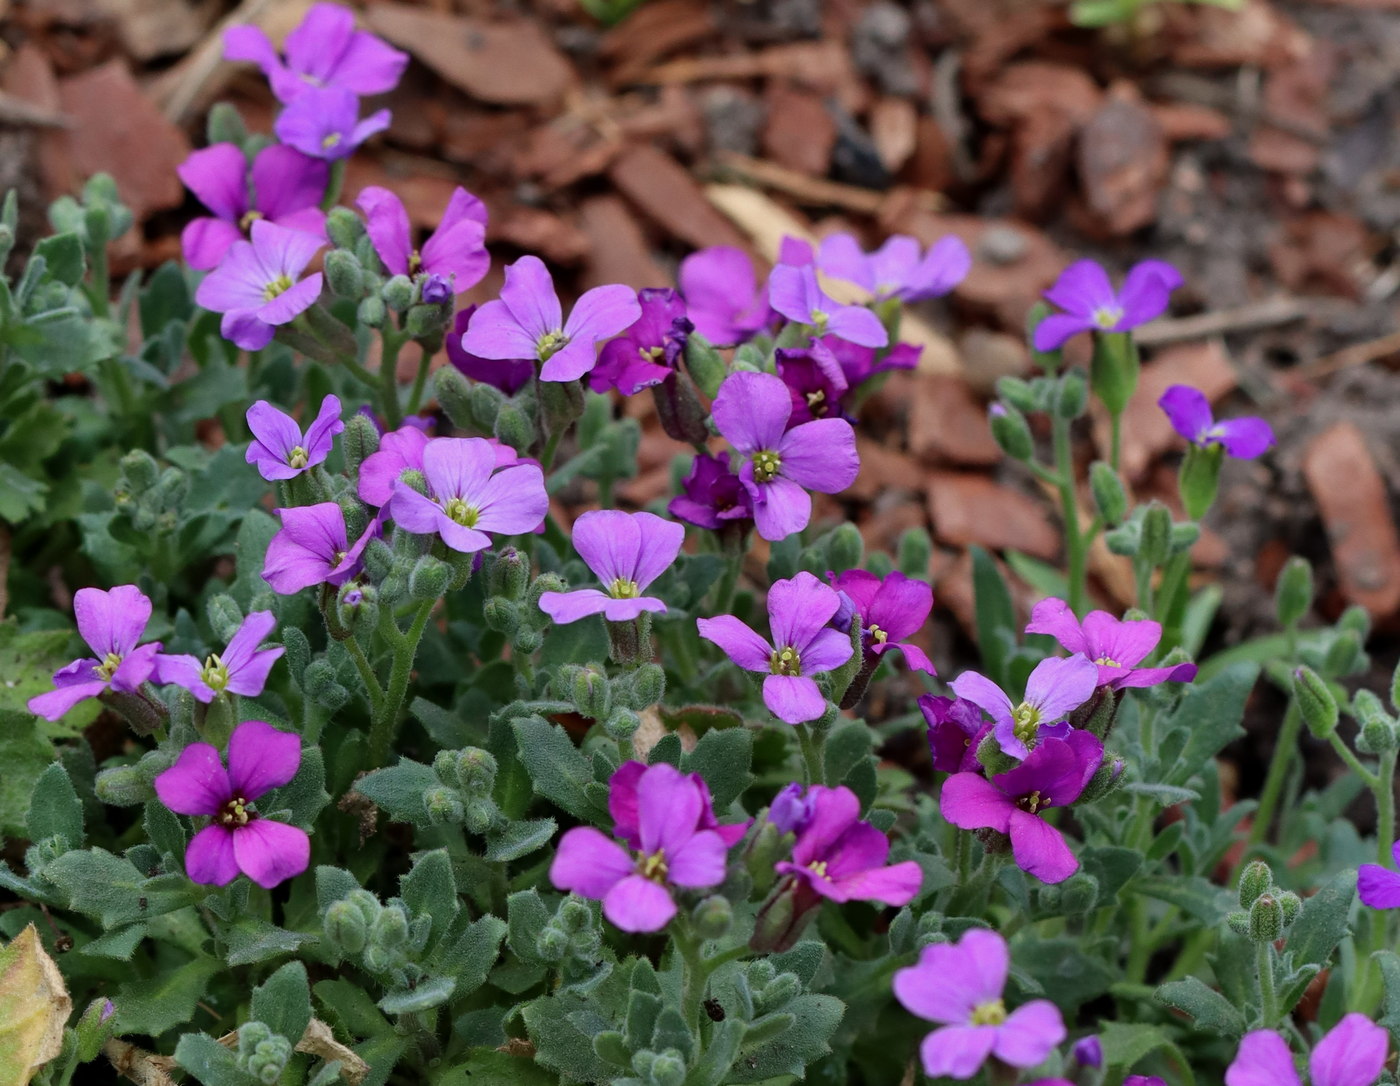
951,654,1099,760
820,336,922,387
275,86,391,162
830,569,936,675
445,306,535,395
357,423,430,507
776,342,850,425
606,761,750,850
245,394,343,481
677,246,772,346
768,264,888,348
667,452,753,532
1226,1013,1387,1086
155,721,310,889
1034,259,1182,352
920,694,990,774
1026,598,1198,690
1158,385,1275,460
1358,841,1400,911
774,785,922,905
818,232,971,302
262,502,380,594
697,571,854,724
357,185,489,293
589,288,693,395
194,220,325,351
538,510,684,624
157,611,285,704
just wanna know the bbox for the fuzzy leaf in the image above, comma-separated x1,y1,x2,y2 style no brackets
683,726,753,810
26,763,84,846
484,819,556,863
511,716,602,821
116,956,222,1037
252,961,312,1046
400,850,459,946
1155,976,1246,1038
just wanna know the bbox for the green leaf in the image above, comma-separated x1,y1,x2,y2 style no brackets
1134,876,1232,925
400,850,458,946
314,979,392,1040
970,546,1017,687
45,849,194,926
26,763,83,846
1098,1020,1195,1085
252,961,312,1045
729,994,843,1082
174,1033,253,1086
355,759,438,828
435,1048,557,1086
1287,869,1355,969
116,957,222,1036
521,993,616,1084
511,716,603,821
506,890,552,966
222,918,314,967
484,818,557,863
681,726,753,811
378,975,456,1014
440,915,507,995
1154,976,1246,1038
33,234,84,287
1161,663,1258,788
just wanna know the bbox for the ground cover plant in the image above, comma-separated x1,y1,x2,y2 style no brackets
2,5,1400,1086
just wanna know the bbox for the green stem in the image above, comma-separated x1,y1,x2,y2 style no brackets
321,158,346,211
795,724,825,786
88,241,111,319
675,926,707,1034
379,329,405,429
344,636,385,715
1377,747,1397,866
1109,410,1123,474
406,343,432,415
1249,703,1302,846
368,599,435,766
1257,942,1278,1028
540,428,565,473
1051,413,1086,614
1326,731,1379,791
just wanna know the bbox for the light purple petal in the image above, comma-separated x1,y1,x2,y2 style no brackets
712,371,791,454
565,283,643,345
665,829,728,888
185,825,241,886
778,235,814,266
825,306,889,349
1117,260,1182,327
422,437,496,502
1309,1013,1388,1086
27,678,108,720
940,773,1014,834
177,144,247,221
881,641,937,675
420,215,488,289
1033,313,1095,352
227,720,302,800
538,589,612,624
499,254,562,341
258,272,322,326
994,1001,1067,1067
1226,1031,1302,1086
776,417,859,493
1213,417,1276,459
302,394,344,465
245,400,302,467
920,1025,998,1080
748,472,812,542
155,743,231,816
697,615,773,672
225,648,283,698
600,596,667,621
1158,385,1213,443
799,627,854,676
356,185,412,276
250,217,324,279
817,234,875,292
762,674,827,724
232,819,310,888
1008,809,1078,883
948,671,1013,728
1080,610,1160,668
1045,260,1116,317
472,464,549,536
157,654,215,703
831,858,922,905
677,246,766,345
74,584,151,657
904,235,972,300
358,425,429,506
223,23,282,77
108,641,161,694
1025,598,1088,656
194,241,267,312
1358,864,1400,909
550,826,633,898
222,611,278,674
1025,654,1099,721
637,763,703,855
181,217,245,271
538,338,598,383
284,3,355,83
862,571,933,642
253,144,328,220
388,484,450,536
602,874,676,932
607,762,646,847
350,109,392,150
459,297,540,360
767,263,824,325
768,571,842,652
327,28,409,97
221,310,275,351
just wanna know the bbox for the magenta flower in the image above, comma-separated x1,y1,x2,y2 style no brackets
245,394,343,481
774,785,922,904
155,721,310,889
275,86,391,162
1359,841,1400,910
357,185,488,293
1226,1013,1387,1086
818,232,971,302
461,255,641,383
768,264,888,349
550,762,730,932
224,2,408,102
588,289,693,395
776,342,849,425
677,246,773,346
178,144,326,271
819,335,922,387
358,423,429,507
538,511,684,624
1026,598,1198,690
667,453,753,532
1034,259,1182,352
951,654,1099,760
941,730,1104,884
893,928,1067,1080
445,307,534,395
1158,385,1276,460
262,503,379,594
388,437,547,554
696,571,853,724
194,220,324,351
607,761,750,850
27,586,169,721
920,694,990,774
711,371,859,542
156,612,284,704
830,569,935,675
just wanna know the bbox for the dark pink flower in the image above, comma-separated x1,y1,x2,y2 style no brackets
589,288,693,395
356,185,488,293
677,246,773,346
1025,597,1197,690
920,694,989,774
1226,1013,1387,1086
262,503,379,594
774,785,921,904
830,569,935,675
776,342,849,425
819,336,922,387
357,423,429,507
667,453,752,532
1359,841,1400,910
606,761,750,850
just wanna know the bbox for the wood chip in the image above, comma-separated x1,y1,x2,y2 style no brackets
926,471,1060,560
1077,90,1169,236
762,85,836,176
577,195,668,290
869,96,918,174
599,0,715,83
609,144,748,251
908,374,1002,466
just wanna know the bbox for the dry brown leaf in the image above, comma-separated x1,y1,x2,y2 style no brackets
0,925,72,1086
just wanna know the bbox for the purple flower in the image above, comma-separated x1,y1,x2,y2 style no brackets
1034,259,1182,352
178,143,327,271
389,437,547,553
818,232,971,302
245,394,343,481
156,612,285,704
951,654,1099,760
224,2,408,102
358,423,429,507
1158,385,1276,460
921,695,990,774
1026,598,1198,690
819,335,922,387
1226,1013,1387,1086
768,782,817,835
607,761,750,850
27,585,169,721
774,785,922,904
461,255,641,383
589,289,693,395
154,721,310,889
445,306,535,395
667,453,753,532
696,571,854,724
768,264,888,349
550,762,730,932
711,371,859,542
940,730,1104,884
1359,841,1400,910
1073,1035,1104,1068
194,220,324,351
419,274,452,305
262,503,379,594
357,185,488,293
776,342,849,425
893,928,1067,1080
538,511,683,624
677,246,772,346
274,86,391,162
829,569,935,675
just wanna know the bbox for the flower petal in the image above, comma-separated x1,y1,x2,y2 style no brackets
1008,808,1078,883
994,1001,1066,1068
185,825,240,886
940,773,1014,834
232,819,311,888
1158,384,1213,443
799,627,854,676
550,826,633,898
538,589,612,624
1025,654,1099,721
1117,259,1182,327
762,674,827,724
565,283,643,345
749,472,813,542
1225,1030,1303,1086
227,720,302,800
893,932,1003,1025
75,584,152,657
178,144,247,221
253,144,329,220
1213,417,1275,459
825,306,888,348
1358,863,1400,909
948,670,1013,728
777,417,859,493
499,254,562,340
473,463,549,536
712,371,790,454
637,763,703,855
356,185,412,276
665,829,728,888
920,1025,998,1080
1032,313,1094,352
1309,1012,1388,1086
1045,259,1115,317
697,615,773,672
245,400,302,465
1024,598,1089,656
155,743,231,816
602,874,676,932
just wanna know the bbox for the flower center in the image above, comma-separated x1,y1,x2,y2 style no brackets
1019,790,1050,815
807,860,829,878
220,796,253,827
1094,655,1121,668
751,449,782,484
93,651,123,682
536,330,570,361
970,999,1007,1026
869,624,888,644
1012,702,1041,747
201,653,231,693
1092,306,1123,330
444,498,480,527
287,445,309,469
321,132,342,151
769,646,802,676
810,308,829,331
639,849,668,883
609,578,641,599
409,250,422,274
641,345,665,362
239,209,264,232
263,274,294,302
805,389,826,411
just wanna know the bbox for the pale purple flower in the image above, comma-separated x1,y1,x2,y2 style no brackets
356,186,488,292
27,586,168,721
1034,259,1182,352
820,335,922,387
445,306,534,395
419,274,452,305
588,289,692,395
921,694,990,774
155,721,310,889
677,246,772,346
951,654,1100,760
178,143,327,271
774,785,922,904
768,782,817,835
711,371,859,542
940,730,1104,884
606,761,750,850
275,86,391,162
893,928,1067,1080
1158,385,1275,460
358,423,429,507
156,612,285,704
818,232,971,302
461,255,641,383
1226,1013,1388,1086
667,453,752,532
262,503,379,594
538,511,684,624
194,220,324,351
1359,841,1400,910
778,235,815,266
245,394,343,481
1026,598,1198,690
776,342,849,425
830,569,935,675
550,762,730,932
388,437,547,553
697,571,854,724
224,2,408,102
768,264,888,348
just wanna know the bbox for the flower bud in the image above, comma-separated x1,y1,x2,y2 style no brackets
1277,891,1301,925
649,1051,687,1086
1226,910,1250,937
514,628,544,655
684,332,728,399
1274,556,1314,630
1353,690,1397,755
826,522,864,574
1053,369,1088,419
1293,667,1338,739
466,381,507,433
487,548,529,601
539,379,585,438
1077,755,1126,804
896,527,932,579
528,572,567,611
622,663,666,710
371,904,410,949
382,274,414,311
1248,893,1283,944
606,617,649,667
1059,872,1099,914
428,365,474,433
1179,441,1224,522
571,665,612,721
325,898,369,955
995,375,1039,414
357,293,387,328
324,249,365,297
424,786,465,826
604,708,641,741
988,403,1033,461
744,820,785,896
1072,1035,1103,1069
74,998,118,1062
536,923,569,962
1169,522,1200,554
1138,501,1172,568
494,402,535,454
1337,604,1371,639
652,372,711,446
325,206,365,249
409,554,451,601
556,898,592,934
337,583,377,632
463,797,499,835
302,659,339,699
974,730,1019,777
1089,461,1128,526
692,895,734,941
121,450,161,497
95,764,150,806
238,1021,273,1055
755,972,801,1014
1324,627,1366,677
454,748,498,795
749,882,813,954
1089,330,1139,417
206,102,247,146
1238,861,1273,909
405,303,449,346
482,598,520,638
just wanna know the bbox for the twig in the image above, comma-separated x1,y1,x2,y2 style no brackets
1132,296,1316,347
1301,329,1400,380
710,151,943,215
105,1040,177,1086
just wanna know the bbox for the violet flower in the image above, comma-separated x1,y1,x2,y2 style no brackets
768,264,888,348
607,761,750,849
818,232,971,302
154,721,310,889
951,654,1099,760
194,220,324,351
776,342,849,425
262,502,378,594
224,2,408,102
1034,259,1182,352
677,246,772,346
696,571,853,724
893,928,1066,1080
28,585,168,721
1158,385,1276,459
550,762,730,932
275,86,391,162
588,288,693,395
538,510,684,624
445,306,534,395
667,453,753,532
1226,1013,1387,1086
388,437,547,554
711,371,859,542
921,694,990,774
1073,1035,1103,1068
178,143,327,271
940,730,1104,884
156,612,284,704
768,782,817,835
774,785,922,905
245,394,343,481
461,255,641,383
829,569,935,675
820,336,922,387
358,423,430,507
1026,597,1198,690
357,185,489,293
1358,841,1400,910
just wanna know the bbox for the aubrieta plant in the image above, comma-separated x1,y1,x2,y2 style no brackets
4,5,1400,1086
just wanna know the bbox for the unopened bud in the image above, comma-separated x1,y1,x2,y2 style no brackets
325,207,365,250
487,548,529,600
1059,872,1098,914
536,923,569,962
755,972,801,1014
324,899,369,955
382,274,414,311
1090,461,1128,525
1274,556,1314,630
1238,861,1273,909
1278,891,1301,924
995,375,1039,414
409,554,451,601
206,102,248,146
622,663,666,710
826,522,864,573
1293,667,1338,739
454,748,498,795
357,293,387,328
482,598,520,638
974,730,1019,777
571,666,612,721
988,403,1033,461
1072,1036,1103,1069
1138,502,1172,568
74,997,118,1061
897,527,932,579
1089,331,1139,417
604,708,640,741
513,628,543,654
684,333,727,399
494,402,534,454
1178,441,1223,522
370,904,409,949
1324,628,1366,678
1053,369,1088,419
95,764,152,806
1353,690,1397,755
649,1051,686,1086
1248,893,1283,943
1077,755,1126,804
463,797,499,835
424,786,465,825
324,249,365,297
692,895,734,941
120,450,160,494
